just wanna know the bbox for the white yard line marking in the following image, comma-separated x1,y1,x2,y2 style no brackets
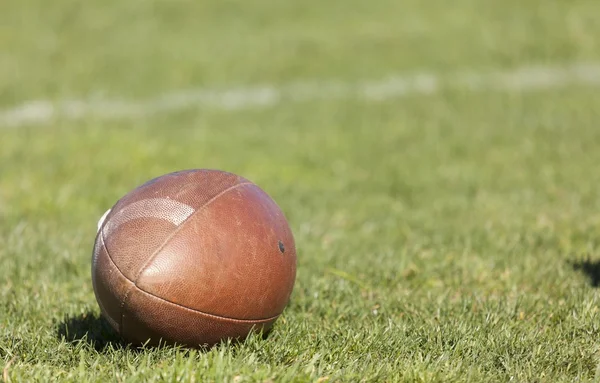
1,63,600,127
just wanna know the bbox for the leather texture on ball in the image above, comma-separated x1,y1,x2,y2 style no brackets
92,169,297,347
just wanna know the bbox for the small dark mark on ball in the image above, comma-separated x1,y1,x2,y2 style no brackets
278,240,285,254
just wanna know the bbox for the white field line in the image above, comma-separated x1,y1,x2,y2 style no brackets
1,62,600,127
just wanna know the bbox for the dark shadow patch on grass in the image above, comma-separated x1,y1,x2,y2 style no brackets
56,312,132,351
56,311,269,352
571,259,600,287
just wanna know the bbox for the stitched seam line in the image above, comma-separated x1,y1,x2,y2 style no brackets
137,288,280,323
99,237,279,323
100,229,127,281
99,230,131,331
132,181,254,284
93,237,121,331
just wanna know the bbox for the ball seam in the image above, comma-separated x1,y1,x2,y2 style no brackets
130,181,254,284
100,236,280,323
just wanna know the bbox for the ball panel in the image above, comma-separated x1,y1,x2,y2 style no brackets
102,218,178,281
92,234,135,332
121,286,278,347
135,183,296,320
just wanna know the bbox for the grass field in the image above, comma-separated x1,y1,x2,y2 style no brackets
2,0,600,381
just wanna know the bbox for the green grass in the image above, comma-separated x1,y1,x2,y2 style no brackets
2,0,600,381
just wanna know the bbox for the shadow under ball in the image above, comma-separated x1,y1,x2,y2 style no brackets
92,169,297,347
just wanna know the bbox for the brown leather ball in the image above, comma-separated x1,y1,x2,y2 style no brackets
91,169,297,347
